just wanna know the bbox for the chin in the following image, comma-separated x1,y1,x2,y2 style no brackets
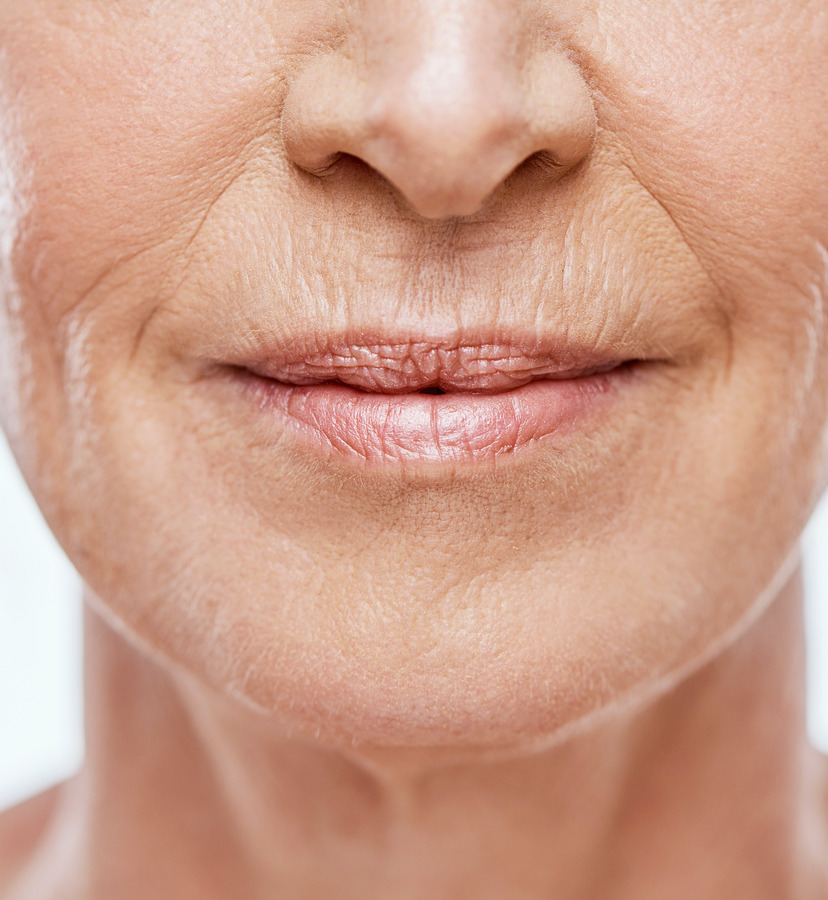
99,533,790,759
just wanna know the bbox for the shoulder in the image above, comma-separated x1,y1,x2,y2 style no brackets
0,786,62,888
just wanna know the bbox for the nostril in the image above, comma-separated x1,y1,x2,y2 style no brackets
299,151,347,178
525,150,568,176
280,15,597,221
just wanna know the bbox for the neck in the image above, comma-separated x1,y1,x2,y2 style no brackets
14,570,828,900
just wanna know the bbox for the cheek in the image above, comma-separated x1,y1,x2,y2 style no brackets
0,0,309,340
592,0,828,485
0,4,281,503
594,4,828,290
628,0,828,290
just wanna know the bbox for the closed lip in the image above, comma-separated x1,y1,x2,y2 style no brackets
226,334,639,393
215,332,650,466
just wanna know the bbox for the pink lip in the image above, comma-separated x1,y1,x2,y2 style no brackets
212,334,642,466
231,372,633,468
253,377,617,463
238,338,626,394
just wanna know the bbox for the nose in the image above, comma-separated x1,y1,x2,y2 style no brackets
281,2,596,220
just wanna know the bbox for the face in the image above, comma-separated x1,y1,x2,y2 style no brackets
0,0,827,752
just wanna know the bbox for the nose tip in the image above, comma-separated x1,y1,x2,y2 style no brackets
282,22,596,220
356,83,578,219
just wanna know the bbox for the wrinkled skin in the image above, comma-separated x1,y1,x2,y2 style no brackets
1,1,828,897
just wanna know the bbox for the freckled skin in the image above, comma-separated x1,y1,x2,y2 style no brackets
1,1,828,897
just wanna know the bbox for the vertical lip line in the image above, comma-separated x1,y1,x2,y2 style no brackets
230,364,634,467
219,332,642,394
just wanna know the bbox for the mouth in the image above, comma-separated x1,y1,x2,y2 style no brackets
213,334,647,466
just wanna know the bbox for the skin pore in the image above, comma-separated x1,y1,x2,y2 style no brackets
2,574,825,899
0,0,828,897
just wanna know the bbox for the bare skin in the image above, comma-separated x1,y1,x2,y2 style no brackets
1,1,828,896
0,572,825,899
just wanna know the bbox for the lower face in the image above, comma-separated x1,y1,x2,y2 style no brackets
1,0,828,750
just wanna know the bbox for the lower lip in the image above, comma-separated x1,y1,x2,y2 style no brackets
234,367,629,466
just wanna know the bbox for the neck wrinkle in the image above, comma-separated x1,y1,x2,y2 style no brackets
14,568,824,900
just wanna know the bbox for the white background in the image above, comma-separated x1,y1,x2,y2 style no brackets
1,431,827,812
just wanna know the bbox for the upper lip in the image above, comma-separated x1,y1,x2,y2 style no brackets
229,334,638,394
